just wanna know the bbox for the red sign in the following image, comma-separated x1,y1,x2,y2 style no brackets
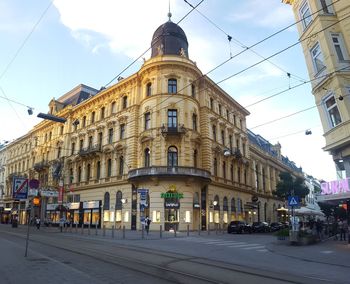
58,186,64,204
29,179,39,189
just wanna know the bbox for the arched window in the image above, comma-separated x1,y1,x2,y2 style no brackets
146,83,152,97
144,148,150,167
231,198,236,213
119,156,124,175
167,146,178,167
103,192,110,210
168,79,177,94
223,196,228,211
116,191,123,210
213,195,220,210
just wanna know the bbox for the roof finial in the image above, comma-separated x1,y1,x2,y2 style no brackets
168,0,172,21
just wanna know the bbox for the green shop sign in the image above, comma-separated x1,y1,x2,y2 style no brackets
161,192,184,199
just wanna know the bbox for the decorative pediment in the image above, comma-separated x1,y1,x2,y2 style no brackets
140,135,154,144
107,120,116,128
118,115,128,123
103,144,113,153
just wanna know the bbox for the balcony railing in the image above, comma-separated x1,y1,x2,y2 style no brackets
79,144,101,156
128,166,211,181
33,161,49,171
161,124,186,137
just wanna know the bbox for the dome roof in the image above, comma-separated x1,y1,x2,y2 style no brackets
151,21,189,58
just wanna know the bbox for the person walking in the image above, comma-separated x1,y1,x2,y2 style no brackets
340,219,348,241
35,217,41,230
145,216,151,235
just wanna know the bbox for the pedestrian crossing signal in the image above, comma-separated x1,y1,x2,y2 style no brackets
33,197,40,207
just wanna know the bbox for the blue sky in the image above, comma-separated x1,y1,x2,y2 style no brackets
0,0,336,181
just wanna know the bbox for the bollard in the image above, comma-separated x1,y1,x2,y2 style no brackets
187,224,189,237
88,223,91,235
70,223,73,233
123,225,125,239
112,225,114,238
160,225,162,239
208,225,210,235
142,225,145,239
75,223,78,233
216,224,218,235
174,227,177,238
95,223,98,235
81,225,84,235
198,223,201,235
103,225,106,237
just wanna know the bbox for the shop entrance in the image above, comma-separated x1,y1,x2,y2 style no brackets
164,208,179,231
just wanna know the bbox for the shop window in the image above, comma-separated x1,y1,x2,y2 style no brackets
185,211,191,223
152,210,161,222
209,211,213,223
167,146,178,167
123,211,129,222
168,78,177,94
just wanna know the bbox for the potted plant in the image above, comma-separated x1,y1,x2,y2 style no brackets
275,228,289,240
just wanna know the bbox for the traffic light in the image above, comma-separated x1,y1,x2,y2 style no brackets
32,196,40,207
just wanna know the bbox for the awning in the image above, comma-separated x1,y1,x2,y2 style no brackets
294,207,324,216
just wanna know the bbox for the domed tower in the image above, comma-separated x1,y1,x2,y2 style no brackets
151,15,189,58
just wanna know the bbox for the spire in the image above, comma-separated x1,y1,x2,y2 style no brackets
168,0,172,21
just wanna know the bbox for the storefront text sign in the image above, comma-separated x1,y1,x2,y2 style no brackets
321,178,350,195
161,192,184,199
83,201,99,209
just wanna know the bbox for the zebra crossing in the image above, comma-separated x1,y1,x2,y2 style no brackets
173,237,268,252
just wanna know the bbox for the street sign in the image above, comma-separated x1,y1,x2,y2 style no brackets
28,189,38,196
29,179,39,189
138,188,148,194
288,196,300,207
12,177,29,200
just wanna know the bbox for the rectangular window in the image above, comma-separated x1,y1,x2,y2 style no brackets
145,112,151,130
167,109,177,128
299,1,312,29
331,33,349,62
218,104,222,116
108,128,114,144
168,79,177,94
325,95,342,127
88,136,93,148
79,139,84,150
212,125,216,141
82,116,86,127
91,112,95,123
122,96,127,109
319,0,333,14
100,107,105,120
120,124,125,139
107,159,112,177
192,114,197,131
111,102,116,114
60,126,64,135
221,130,225,145
210,98,214,110
71,143,75,155
311,42,326,74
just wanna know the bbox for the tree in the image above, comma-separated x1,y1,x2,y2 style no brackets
274,172,309,200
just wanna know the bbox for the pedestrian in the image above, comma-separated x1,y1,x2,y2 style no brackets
145,216,151,235
340,219,348,241
35,217,41,230
332,220,338,240
59,218,65,232
316,219,323,240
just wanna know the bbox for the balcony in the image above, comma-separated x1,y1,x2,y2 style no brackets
161,124,186,138
33,161,49,172
128,166,211,182
79,144,101,157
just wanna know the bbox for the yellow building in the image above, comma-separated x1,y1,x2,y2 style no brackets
282,0,350,179
4,18,303,230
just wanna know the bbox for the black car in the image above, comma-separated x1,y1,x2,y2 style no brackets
270,222,284,232
227,221,252,234
252,222,271,233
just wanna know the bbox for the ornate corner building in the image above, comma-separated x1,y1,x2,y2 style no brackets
1,18,304,230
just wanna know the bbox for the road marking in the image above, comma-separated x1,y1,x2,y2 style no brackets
242,245,266,250
320,250,333,254
213,241,244,245
228,243,260,248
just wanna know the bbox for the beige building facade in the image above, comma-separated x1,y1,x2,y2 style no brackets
283,0,350,179
2,19,303,230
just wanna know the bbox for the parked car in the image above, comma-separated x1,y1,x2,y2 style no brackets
227,221,252,234
252,222,271,233
270,222,284,232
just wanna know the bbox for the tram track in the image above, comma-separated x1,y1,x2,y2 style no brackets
0,228,332,284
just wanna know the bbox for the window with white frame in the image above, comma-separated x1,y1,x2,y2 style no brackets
319,0,333,14
310,42,326,74
324,95,342,127
331,33,349,62
299,1,312,29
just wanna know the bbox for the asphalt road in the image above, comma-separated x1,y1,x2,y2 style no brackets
0,225,349,284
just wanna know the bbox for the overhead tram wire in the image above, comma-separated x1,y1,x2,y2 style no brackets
7,2,348,154
103,0,205,88
183,0,309,83
0,0,54,82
